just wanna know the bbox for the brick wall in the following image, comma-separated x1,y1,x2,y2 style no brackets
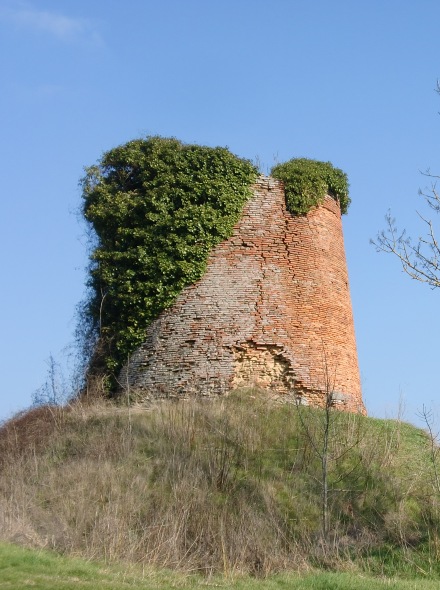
122,176,365,414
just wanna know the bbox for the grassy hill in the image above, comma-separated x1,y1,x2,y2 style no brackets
1,392,440,582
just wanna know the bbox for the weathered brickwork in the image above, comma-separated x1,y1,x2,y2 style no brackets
122,176,366,414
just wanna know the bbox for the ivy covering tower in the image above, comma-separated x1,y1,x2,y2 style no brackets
81,136,257,381
80,136,363,415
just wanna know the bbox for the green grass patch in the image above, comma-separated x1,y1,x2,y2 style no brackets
0,542,165,589
2,543,440,590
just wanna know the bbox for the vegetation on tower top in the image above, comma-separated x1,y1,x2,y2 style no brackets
271,158,350,215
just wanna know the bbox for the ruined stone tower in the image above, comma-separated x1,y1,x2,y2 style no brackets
123,175,365,414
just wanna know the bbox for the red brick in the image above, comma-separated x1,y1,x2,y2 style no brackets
122,176,366,414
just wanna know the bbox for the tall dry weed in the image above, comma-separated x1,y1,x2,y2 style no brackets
0,394,439,574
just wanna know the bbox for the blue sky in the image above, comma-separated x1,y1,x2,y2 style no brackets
1,0,440,425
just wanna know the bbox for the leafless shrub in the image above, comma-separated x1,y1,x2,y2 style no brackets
0,405,66,465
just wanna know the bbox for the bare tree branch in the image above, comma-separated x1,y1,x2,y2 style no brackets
372,83,440,287
371,174,440,289
417,405,440,495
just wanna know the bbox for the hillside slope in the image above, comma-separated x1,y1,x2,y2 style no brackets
1,393,439,577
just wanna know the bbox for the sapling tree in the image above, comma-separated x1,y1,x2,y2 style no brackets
32,354,70,406
295,351,363,542
418,405,440,495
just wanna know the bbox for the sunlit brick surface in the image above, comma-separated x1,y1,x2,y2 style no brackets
123,176,365,414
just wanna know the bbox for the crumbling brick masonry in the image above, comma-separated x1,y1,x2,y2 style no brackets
122,176,366,414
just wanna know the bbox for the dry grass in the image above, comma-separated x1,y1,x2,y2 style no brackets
0,391,439,577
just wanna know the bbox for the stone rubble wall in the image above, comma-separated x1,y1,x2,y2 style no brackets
121,176,365,414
